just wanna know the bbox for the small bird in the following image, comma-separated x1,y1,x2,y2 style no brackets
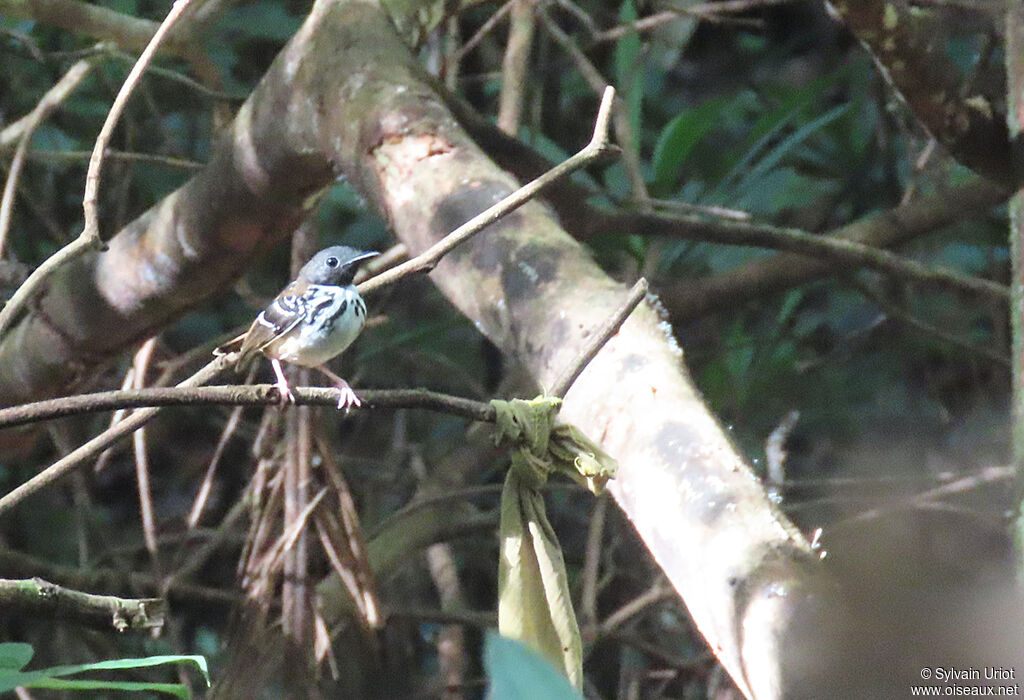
223,245,378,408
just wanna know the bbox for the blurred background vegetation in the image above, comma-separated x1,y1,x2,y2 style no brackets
0,0,1013,696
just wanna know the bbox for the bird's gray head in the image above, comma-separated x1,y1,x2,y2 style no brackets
300,246,378,286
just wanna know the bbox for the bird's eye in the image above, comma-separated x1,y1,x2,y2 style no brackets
326,256,339,267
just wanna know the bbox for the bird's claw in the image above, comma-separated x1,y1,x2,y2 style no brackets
275,380,296,406
336,385,361,410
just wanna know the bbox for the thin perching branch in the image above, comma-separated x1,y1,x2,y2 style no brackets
358,85,618,296
0,0,194,340
0,356,231,515
0,385,498,430
0,58,96,258
550,277,649,398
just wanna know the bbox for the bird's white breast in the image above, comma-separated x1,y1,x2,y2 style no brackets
272,285,366,366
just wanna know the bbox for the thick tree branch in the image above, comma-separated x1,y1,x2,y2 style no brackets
307,2,830,696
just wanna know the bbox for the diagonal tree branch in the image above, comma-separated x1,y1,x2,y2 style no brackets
304,2,831,696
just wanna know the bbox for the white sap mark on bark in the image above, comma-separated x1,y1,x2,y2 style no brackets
517,261,539,284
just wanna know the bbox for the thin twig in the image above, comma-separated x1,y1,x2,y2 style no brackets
186,396,248,529
579,492,608,640
539,12,649,206
0,59,95,258
835,464,1013,527
0,385,497,430
131,338,162,578
0,547,243,606
550,277,649,398
598,579,675,635
0,357,229,516
29,149,204,170
453,0,516,63
846,274,1010,366
358,85,618,296
621,209,1010,302
0,0,192,341
82,0,192,243
591,0,792,43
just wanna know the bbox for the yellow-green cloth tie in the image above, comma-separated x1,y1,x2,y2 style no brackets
491,396,617,688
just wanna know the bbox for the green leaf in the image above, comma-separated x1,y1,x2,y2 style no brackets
0,643,33,671
776,289,804,329
732,104,849,202
651,97,731,190
26,678,192,697
484,632,583,700
0,654,210,694
614,0,643,142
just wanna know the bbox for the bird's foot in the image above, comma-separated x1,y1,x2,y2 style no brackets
316,365,361,409
336,383,361,409
274,378,297,405
271,358,296,406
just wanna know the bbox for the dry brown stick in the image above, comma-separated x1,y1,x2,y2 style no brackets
358,85,617,296
0,58,96,258
597,579,675,636
631,208,1010,302
0,357,230,515
82,0,193,244
591,0,792,43
0,547,242,606
549,277,649,398
315,443,380,628
0,0,193,340
497,0,537,134
131,338,161,570
28,148,205,170
579,492,609,640
186,397,248,529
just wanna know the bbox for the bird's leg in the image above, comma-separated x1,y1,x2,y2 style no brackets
316,365,361,409
270,358,296,405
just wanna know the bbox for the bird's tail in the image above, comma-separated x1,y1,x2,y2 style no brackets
212,332,254,369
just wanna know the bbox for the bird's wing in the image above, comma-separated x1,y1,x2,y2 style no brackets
237,293,308,362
